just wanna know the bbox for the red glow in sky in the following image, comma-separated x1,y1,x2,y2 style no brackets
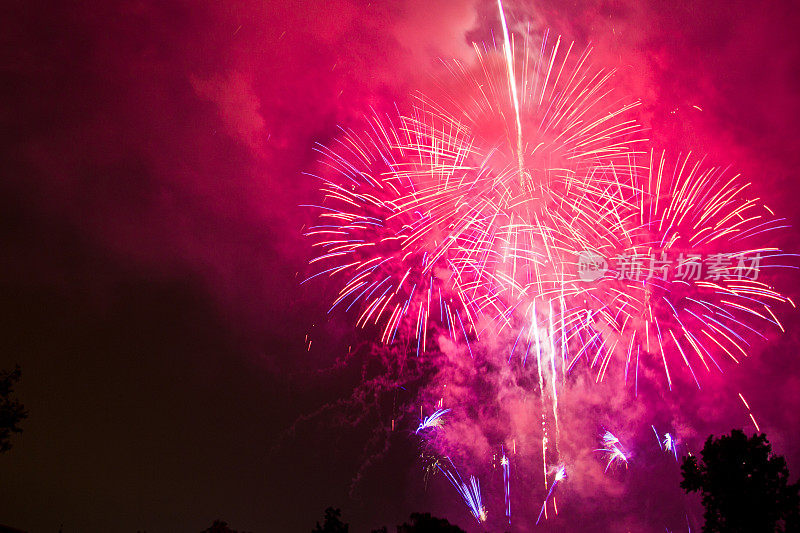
1,1,799,531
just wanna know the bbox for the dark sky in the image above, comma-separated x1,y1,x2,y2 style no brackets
1,1,800,532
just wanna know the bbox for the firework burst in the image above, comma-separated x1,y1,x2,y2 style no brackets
304,24,644,352
301,1,793,527
567,151,793,390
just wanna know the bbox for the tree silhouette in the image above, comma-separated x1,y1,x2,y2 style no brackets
318,508,465,533
396,512,466,532
200,519,247,533
0,365,27,453
313,507,349,533
681,429,800,532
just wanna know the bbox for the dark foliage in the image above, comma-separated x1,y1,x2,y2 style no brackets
681,429,800,532
200,520,237,533
0,366,27,453
199,519,253,533
397,512,466,532
313,507,349,533
318,507,465,533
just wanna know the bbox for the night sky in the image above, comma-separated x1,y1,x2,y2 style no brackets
2,1,800,532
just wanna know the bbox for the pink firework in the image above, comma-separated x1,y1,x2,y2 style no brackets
302,2,793,527
566,151,793,389
305,32,643,353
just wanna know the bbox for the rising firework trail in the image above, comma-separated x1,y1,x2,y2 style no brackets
536,464,567,524
497,0,524,175
500,451,511,524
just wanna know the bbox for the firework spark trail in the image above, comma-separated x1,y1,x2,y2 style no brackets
547,302,560,443
530,302,550,492
501,452,511,524
651,424,660,446
497,0,524,175
653,425,679,461
438,459,487,524
596,430,630,472
522,300,566,498
536,464,566,524
663,432,678,461
738,392,761,432
416,408,451,434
